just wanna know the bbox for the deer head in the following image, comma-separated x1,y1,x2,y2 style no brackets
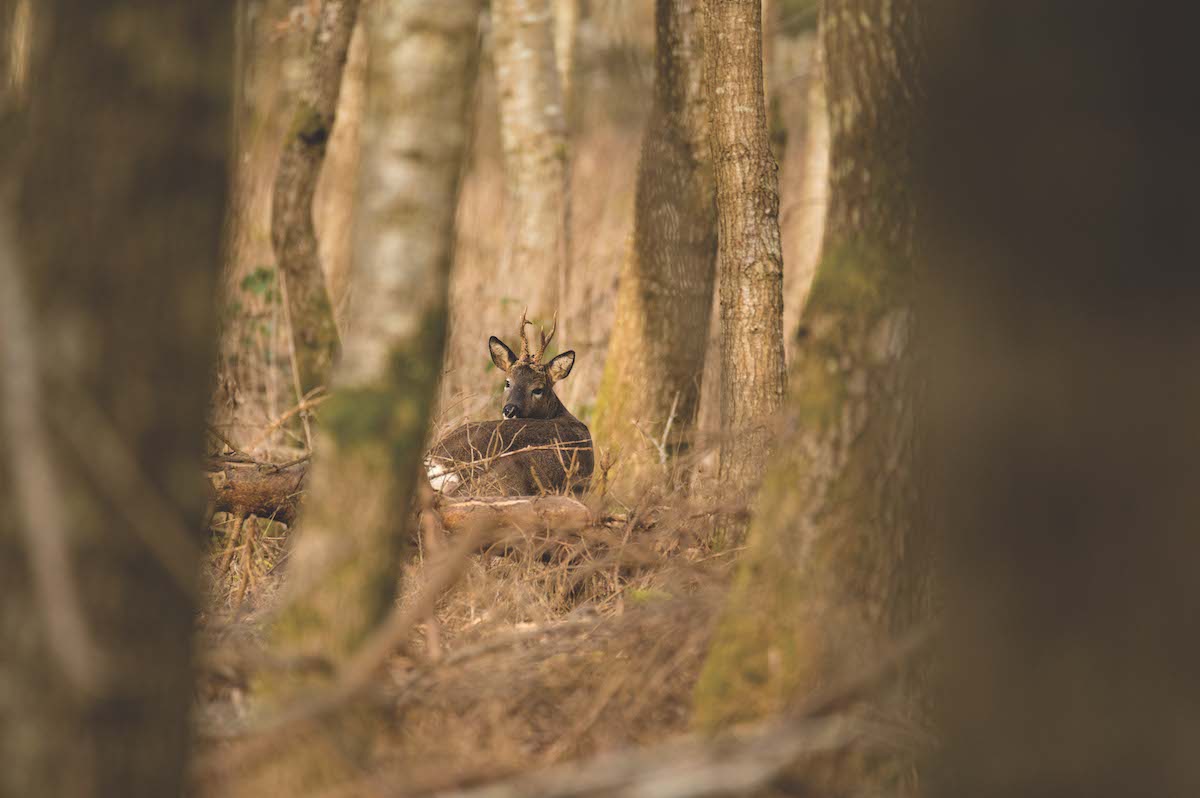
488,309,575,420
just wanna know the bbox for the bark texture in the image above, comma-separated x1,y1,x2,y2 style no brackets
492,0,570,325
0,1,230,794
253,3,479,790
704,0,787,502
695,0,924,793
270,0,360,396
592,0,717,484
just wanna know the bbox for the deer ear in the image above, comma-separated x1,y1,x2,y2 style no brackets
547,350,575,382
489,336,516,371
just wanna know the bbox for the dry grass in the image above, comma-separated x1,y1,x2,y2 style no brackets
197,7,823,794
193,487,739,796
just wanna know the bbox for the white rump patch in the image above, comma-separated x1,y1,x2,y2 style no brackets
425,460,461,494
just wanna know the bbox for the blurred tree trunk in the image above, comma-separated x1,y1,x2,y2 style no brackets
592,0,716,485
554,0,579,113
271,0,360,397
492,0,569,329
704,0,787,513
695,0,924,793
923,3,1200,796
278,0,477,693
0,1,230,795
2,0,31,100
253,0,480,790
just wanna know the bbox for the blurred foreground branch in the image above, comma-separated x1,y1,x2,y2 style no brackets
430,715,891,798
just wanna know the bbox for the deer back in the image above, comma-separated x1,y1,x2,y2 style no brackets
427,416,593,496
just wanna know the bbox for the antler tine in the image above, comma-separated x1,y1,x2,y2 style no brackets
517,306,532,360
537,310,558,361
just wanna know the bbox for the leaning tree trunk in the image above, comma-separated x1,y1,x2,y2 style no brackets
0,1,230,795
270,0,360,397
695,0,924,793
704,0,787,511
249,1,480,792
492,0,570,329
592,0,717,486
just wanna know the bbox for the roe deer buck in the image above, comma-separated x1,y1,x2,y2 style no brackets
426,310,593,496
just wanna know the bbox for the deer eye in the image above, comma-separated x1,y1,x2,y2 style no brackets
532,388,544,397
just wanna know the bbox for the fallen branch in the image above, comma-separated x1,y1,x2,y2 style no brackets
205,458,626,535
427,715,882,798
438,496,621,534
207,459,308,525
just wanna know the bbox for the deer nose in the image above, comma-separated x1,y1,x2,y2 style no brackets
503,404,518,419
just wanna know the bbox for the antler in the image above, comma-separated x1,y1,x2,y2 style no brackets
536,310,557,362
515,308,558,362
517,307,533,361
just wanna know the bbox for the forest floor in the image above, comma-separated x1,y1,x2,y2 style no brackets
191,484,740,795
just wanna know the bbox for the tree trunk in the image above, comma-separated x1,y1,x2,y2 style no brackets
781,32,828,358
694,0,923,793
270,0,360,397
923,3,1200,796
704,0,787,508
250,0,480,790
0,1,230,794
592,0,717,487
553,0,579,114
315,18,368,313
492,0,570,328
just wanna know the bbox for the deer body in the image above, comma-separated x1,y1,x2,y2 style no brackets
427,312,593,496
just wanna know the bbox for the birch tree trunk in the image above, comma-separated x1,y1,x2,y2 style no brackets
0,1,230,794
695,1,925,793
592,0,717,485
492,0,569,328
704,0,787,508
253,1,480,790
271,0,360,396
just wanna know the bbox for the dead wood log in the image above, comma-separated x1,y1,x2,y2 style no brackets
205,459,623,535
437,496,620,534
206,460,308,526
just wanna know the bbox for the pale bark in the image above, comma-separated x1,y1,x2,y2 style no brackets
781,33,828,358
553,0,579,113
2,0,31,102
270,0,360,396
592,0,717,486
251,3,479,789
315,19,368,313
492,0,570,327
0,1,230,794
278,0,479,660
695,0,923,793
704,0,787,504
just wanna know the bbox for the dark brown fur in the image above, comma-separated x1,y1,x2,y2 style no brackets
427,313,593,496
